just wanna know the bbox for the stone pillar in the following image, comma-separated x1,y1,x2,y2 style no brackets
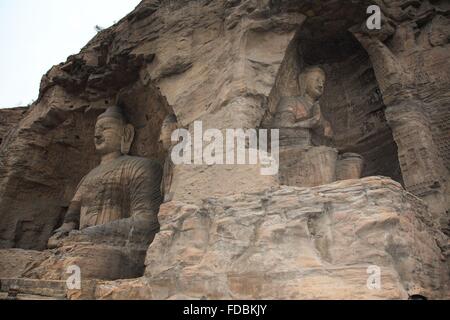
352,27,449,229
385,102,449,224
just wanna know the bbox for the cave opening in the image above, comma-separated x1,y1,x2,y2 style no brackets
296,19,404,183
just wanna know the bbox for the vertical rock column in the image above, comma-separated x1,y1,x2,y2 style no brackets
352,21,449,229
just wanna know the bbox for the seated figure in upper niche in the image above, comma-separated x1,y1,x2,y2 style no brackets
270,66,363,187
272,66,333,148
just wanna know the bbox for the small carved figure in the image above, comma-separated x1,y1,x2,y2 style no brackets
272,66,333,147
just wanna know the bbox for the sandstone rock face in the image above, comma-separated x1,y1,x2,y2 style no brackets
0,104,104,250
1,0,448,244
0,0,449,300
0,0,304,250
0,107,27,147
0,249,51,279
170,161,279,205
0,278,68,300
349,2,450,230
0,245,144,282
92,177,449,300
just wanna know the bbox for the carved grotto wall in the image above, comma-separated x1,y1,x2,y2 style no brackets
263,10,404,184
0,0,448,300
351,0,450,232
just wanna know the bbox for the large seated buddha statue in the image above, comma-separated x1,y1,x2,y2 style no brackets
48,106,162,248
21,106,164,281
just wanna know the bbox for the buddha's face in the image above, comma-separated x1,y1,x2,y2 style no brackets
429,26,448,47
94,117,124,155
429,16,449,47
159,120,178,151
304,71,325,101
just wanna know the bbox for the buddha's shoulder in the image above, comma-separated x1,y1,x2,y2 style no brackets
119,156,162,172
278,96,304,110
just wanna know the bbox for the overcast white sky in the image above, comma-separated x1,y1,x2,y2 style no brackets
0,0,141,108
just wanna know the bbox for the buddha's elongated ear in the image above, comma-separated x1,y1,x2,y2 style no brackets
121,124,135,155
298,71,307,97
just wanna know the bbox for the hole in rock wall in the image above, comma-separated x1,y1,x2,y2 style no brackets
266,17,404,184
303,34,403,182
117,81,173,164
0,81,173,251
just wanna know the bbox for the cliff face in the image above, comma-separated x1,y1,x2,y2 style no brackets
0,0,309,250
0,0,449,299
111,178,449,300
0,107,27,147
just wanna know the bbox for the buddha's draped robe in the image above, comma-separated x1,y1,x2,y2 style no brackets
272,96,332,147
64,156,162,231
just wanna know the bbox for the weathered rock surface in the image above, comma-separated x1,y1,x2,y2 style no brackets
22,244,145,281
0,278,68,300
92,177,449,300
0,249,51,279
0,107,27,146
170,159,279,205
1,0,448,243
0,0,449,300
0,0,306,250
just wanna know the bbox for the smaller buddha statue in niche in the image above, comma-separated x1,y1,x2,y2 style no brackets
272,66,364,187
272,66,333,148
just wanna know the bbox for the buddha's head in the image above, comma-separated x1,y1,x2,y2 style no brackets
159,114,178,151
429,16,449,47
299,66,326,102
94,106,135,156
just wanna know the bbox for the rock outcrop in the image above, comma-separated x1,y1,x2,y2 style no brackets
0,0,449,300
4,177,447,300
98,177,448,300
145,177,450,300
0,107,27,147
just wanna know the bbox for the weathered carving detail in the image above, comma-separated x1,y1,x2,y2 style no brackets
28,106,164,280
351,4,450,230
159,114,179,203
0,0,448,300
